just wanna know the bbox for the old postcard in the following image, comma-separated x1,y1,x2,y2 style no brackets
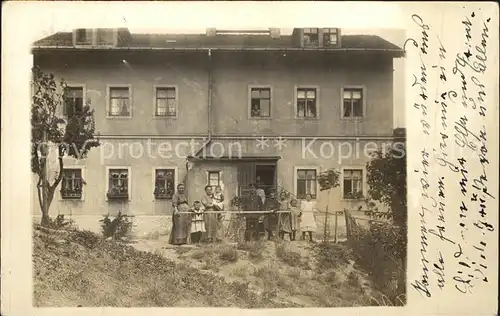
1,2,498,316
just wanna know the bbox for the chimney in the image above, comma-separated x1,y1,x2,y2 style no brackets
269,28,281,39
206,28,217,37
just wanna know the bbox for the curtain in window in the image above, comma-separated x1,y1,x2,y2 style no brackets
109,88,130,116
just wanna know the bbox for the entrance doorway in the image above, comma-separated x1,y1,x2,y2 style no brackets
255,164,276,194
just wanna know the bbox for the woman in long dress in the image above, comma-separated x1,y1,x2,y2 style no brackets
300,193,317,242
263,190,279,240
278,192,292,240
201,185,218,243
170,183,190,245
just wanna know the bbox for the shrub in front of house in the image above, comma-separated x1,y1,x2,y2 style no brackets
99,212,135,241
348,221,405,305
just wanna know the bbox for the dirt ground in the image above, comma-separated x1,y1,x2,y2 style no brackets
33,226,384,308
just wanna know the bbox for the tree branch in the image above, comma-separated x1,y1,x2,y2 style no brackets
37,176,43,211
50,156,64,190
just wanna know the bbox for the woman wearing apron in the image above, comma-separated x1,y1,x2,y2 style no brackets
201,185,219,243
170,183,190,245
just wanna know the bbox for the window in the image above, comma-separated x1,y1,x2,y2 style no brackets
75,29,92,45
63,87,84,116
343,88,364,118
323,28,339,46
154,169,175,199
303,28,319,46
296,169,317,199
108,87,131,117
60,168,83,199
250,87,271,118
208,171,220,187
296,88,317,118
155,87,177,117
95,29,115,45
343,169,363,199
107,168,129,199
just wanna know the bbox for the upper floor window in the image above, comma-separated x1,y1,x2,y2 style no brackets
296,169,317,199
296,87,317,118
108,86,131,117
303,28,319,46
208,171,221,187
343,88,364,118
75,29,92,45
154,168,175,199
250,87,271,118
61,168,83,199
323,28,339,46
63,86,84,116
107,168,130,200
155,87,177,117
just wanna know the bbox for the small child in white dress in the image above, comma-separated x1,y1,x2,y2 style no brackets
300,193,317,242
190,201,206,244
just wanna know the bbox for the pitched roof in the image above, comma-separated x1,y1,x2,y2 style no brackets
32,31,403,56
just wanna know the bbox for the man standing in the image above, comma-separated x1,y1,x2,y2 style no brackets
242,183,263,242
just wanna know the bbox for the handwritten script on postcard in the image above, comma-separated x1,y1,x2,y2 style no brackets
406,6,498,309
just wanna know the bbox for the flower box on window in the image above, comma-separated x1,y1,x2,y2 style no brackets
107,187,129,200
60,188,82,199
344,191,364,200
154,187,173,200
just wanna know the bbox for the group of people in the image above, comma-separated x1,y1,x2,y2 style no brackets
169,183,225,245
243,184,318,242
168,182,319,246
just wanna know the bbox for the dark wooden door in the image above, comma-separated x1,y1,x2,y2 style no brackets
237,162,256,196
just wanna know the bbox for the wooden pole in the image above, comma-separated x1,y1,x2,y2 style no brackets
276,211,281,243
344,209,350,241
323,205,328,242
334,212,338,243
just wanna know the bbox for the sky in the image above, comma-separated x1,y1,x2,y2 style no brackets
18,2,406,127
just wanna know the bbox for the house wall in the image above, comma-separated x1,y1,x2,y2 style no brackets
34,51,394,138
32,50,396,236
211,52,394,137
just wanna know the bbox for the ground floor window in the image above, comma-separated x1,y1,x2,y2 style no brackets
296,169,317,199
154,168,175,199
343,169,363,199
208,171,220,187
61,168,83,199
107,168,130,200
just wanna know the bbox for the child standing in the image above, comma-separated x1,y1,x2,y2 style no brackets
289,199,301,241
300,193,317,242
190,201,206,244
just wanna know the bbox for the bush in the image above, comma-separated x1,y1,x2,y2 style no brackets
99,212,135,241
349,221,405,305
47,214,75,230
314,242,354,270
69,229,101,249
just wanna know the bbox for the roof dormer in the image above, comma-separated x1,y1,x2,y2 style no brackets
72,28,119,47
292,27,342,48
